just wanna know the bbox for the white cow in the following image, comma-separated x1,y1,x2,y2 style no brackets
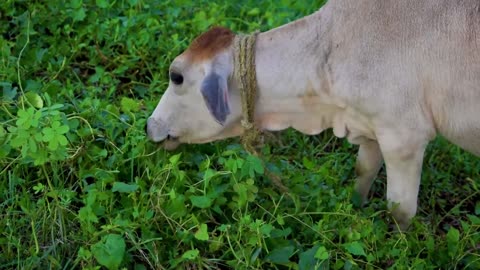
146,0,480,230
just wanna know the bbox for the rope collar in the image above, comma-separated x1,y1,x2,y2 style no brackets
232,31,289,192
233,31,261,154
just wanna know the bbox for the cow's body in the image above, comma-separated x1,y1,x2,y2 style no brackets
327,0,480,153
146,0,480,229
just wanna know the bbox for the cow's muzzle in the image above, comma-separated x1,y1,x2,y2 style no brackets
146,117,181,150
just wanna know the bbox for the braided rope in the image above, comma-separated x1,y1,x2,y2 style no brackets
233,32,288,192
233,32,261,155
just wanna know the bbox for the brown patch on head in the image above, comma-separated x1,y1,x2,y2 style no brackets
184,26,235,62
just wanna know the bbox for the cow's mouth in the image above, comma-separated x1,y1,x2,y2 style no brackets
163,135,181,150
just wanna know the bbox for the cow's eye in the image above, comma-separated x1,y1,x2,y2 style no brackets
170,72,184,85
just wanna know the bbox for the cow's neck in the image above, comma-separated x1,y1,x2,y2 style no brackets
251,9,346,136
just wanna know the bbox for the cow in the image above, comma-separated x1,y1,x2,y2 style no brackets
146,0,480,230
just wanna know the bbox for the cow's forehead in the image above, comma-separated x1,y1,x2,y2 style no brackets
182,26,235,63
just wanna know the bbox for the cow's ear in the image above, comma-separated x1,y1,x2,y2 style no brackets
200,72,230,125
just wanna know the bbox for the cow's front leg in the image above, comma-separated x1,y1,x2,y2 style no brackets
378,132,429,230
354,140,383,205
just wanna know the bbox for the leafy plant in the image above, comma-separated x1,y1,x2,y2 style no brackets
0,0,479,269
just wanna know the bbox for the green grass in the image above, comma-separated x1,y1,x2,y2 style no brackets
1,0,479,269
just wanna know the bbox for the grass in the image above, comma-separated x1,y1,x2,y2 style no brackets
1,0,479,269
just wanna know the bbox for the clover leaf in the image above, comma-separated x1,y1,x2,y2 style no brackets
42,121,70,150
16,107,42,129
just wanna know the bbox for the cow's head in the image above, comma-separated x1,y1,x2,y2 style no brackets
146,27,245,150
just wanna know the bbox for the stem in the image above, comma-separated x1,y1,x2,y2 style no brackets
17,12,31,110
30,220,39,255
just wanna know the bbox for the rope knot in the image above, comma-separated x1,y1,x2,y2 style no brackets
240,120,253,130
